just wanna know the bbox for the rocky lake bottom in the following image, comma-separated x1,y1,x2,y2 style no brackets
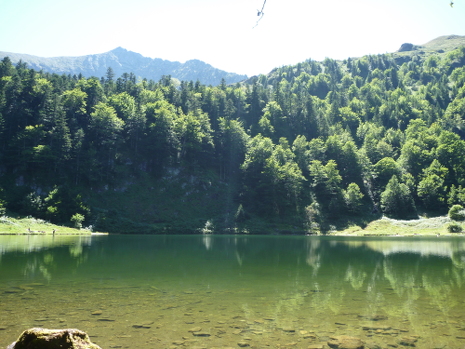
1,235,465,348
2,280,465,349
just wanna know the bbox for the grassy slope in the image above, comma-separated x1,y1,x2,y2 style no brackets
391,35,465,61
421,35,465,51
0,216,92,235
333,215,463,236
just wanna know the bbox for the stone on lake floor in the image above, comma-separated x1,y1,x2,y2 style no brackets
362,325,392,331
237,341,250,347
192,332,211,337
7,328,101,349
327,335,364,349
4,289,21,294
284,342,298,346
96,318,115,322
132,323,152,329
282,327,296,332
398,336,419,346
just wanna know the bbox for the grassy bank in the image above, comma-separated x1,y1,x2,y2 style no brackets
334,215,463,236
1,213,463,237
0,216,93,235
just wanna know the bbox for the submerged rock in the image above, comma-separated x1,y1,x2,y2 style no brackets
281,327,296,332
398,336,419,347
192,332,211,337
7,328,101,349
328,335,364,349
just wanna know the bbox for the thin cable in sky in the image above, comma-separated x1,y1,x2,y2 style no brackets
253,0,267,28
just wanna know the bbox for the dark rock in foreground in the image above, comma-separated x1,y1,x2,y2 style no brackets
7,328,101,349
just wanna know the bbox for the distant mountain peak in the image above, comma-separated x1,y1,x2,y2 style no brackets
111,46,128,52
0,48,247,85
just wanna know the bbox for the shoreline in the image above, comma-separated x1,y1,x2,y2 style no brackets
1,215,462,237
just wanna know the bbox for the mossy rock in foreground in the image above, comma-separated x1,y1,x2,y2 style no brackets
7,328,101,349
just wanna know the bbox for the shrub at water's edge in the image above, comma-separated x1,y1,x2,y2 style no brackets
449,204,465,221
447,221,463,233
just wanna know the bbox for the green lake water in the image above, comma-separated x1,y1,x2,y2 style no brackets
1,234,465,349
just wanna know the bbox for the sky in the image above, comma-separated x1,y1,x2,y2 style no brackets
0,0,464,77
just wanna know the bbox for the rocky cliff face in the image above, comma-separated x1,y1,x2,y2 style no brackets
0,47,247,85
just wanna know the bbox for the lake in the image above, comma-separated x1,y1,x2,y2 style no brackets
1,234,465,349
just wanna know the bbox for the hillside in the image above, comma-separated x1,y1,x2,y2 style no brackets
0,36,465,234
422,35,465,51
0,47,247,86
392,35,465,63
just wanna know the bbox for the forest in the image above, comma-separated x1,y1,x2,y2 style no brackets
1,45,465,234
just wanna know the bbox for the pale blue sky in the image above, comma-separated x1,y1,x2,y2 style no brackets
0,0,464,76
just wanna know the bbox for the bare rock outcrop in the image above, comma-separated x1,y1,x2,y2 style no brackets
6,328,101,349
398,43,414,52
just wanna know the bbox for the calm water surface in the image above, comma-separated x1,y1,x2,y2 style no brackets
1,234,465,349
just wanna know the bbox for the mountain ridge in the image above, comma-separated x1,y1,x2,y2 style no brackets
0,47,248,85
2,35,464,86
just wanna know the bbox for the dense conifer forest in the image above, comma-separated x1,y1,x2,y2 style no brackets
1,44,465,233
